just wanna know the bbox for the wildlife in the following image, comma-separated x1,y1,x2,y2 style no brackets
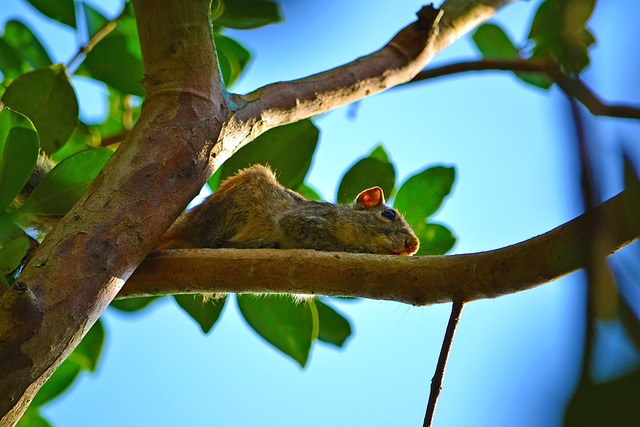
157,165,420,255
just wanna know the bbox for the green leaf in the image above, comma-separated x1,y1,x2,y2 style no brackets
31,358,82,407
212,0,281,30
174,294,227,334
237,294,315,367
79,17,144,96
19,148,112,216
212,120,319,191
564,368,640,426
110,296,160,312
394,166,455,225
16,406,52,427
0,20,52,78
414,222,456,256
528,0,596,74
2,65,78,154
337,157,396,205
81,3,110,39
472,24,519,59
69,319,105,372
316,300,351,347
0,237,29,276
296,182,322,201
368,144,390,162
0,107,39,211
26,0,76,28
215,34,251,87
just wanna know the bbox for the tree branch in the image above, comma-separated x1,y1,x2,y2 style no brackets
120,187,639,304
221,0,517,148
407,59,640,120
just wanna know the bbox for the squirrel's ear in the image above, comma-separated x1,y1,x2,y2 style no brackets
355,187,385,209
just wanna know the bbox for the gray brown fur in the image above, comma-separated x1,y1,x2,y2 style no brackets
158,165,420,255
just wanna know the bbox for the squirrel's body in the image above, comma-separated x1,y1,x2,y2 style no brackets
158,165,419,255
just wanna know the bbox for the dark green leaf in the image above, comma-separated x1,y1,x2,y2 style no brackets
79,18,144,96
0,237,29,275
368,144,389,162
316,300,351,347
81,3,110,39
2,65,78,154
618,295,640,352
26,0,76,28
394,166,455,225
110,296,160,312
70,319,105,372
212,0,281,30
174,294,227,334
237,294,315,367
19,148,112,216
31,358,82,406
212,120,319,191
16,407,52,427
0,107,39,210
472,24,519,59
51,122,95,163
564,369,640,427
414,222,456,256
215,34,251,87
296,182,322,201
337,158,395,205
0,20,52,78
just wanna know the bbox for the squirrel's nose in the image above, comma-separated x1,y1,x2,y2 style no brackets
404,237,419,254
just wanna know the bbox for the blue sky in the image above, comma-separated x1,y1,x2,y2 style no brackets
3,0,639,426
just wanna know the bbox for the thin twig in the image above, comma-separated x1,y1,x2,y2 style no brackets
66,7,129,72
423,301,465,427
405,58,640,121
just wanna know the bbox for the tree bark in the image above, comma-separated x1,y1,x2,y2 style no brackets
120,188,639,304
0,0,519,423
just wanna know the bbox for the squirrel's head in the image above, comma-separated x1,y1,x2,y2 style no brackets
353,187,420,256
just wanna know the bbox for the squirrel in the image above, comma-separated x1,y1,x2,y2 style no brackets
157,165,419,255
18,160,420,256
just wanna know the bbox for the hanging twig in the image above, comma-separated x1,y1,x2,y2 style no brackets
423,301,465,427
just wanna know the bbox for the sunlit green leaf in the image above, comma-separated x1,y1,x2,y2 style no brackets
110,296,160,312
19,148,112,216
26,0,76,28
0,237,29,276
174,294,227,334
316,300,351,347
414,222,456,256
237,294,315,367
70,319,105,372
79,17,144,96
211,120,318,191
82,3,110,39
212,0,281,30
2,65,78,154
394,166,455,225
16,406,52,427
215,34,251,87
31,358,82,406
337,157,395,205
0,107,39,211
296,182,322,201
472,24,519,59
0,20,52,78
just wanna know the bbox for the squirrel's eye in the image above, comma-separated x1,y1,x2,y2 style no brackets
381,209,397,221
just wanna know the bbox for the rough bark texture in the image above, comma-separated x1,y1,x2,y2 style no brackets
0,0,519,423
121,188,639,304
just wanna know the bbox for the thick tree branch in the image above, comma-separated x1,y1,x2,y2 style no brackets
221,0,517,149
121,187,639,304
408,59,640,120
0,0,228,423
